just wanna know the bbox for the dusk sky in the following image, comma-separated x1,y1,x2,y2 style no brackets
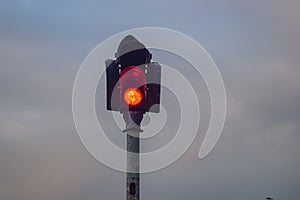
1,1,300,200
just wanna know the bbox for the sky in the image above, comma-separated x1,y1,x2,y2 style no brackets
1,0,300,200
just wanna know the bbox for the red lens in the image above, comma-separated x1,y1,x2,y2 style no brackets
123,88,143,106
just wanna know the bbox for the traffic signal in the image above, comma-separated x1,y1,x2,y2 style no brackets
106,35,161,113
120,65,147,111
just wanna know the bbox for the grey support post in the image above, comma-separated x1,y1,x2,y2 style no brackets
123,112,143,200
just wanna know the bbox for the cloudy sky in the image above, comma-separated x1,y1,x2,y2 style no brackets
1,0,300,200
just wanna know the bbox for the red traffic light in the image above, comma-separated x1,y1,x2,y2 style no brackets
106,35,161,112
123,88,143,106
120,66,146,109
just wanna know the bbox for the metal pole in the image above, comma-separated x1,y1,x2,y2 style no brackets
126,129,140,200
123,112,143,200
